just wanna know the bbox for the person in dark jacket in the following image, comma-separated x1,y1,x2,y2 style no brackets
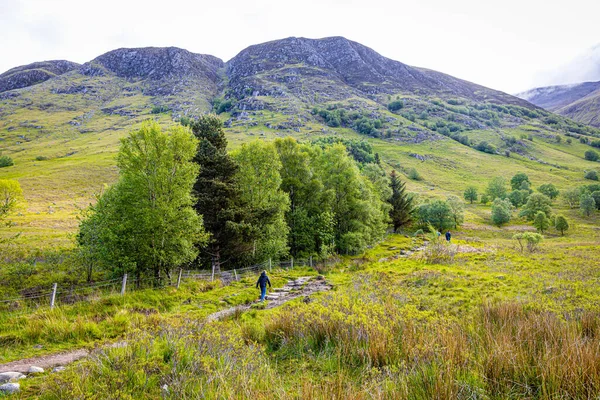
256,270,271,301
445,231,451,242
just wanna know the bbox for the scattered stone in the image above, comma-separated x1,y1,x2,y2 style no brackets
33,344,43,349
0,372,25,383
0,383,20,394
27,366,44,374
52,366,66,373
302,296,312,304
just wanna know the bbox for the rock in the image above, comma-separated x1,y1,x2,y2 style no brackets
0,372,25,383
0,383,20,394
33,344,43,349
52,366,66,373
302,296,312,304
28,366,44,374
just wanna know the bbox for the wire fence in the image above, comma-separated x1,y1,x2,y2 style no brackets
0,256,320,316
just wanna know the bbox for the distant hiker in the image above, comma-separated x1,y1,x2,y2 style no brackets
256,270,272,302
445,231,451,242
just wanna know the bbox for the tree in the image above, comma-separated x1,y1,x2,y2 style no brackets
580,194,596,217
487,177,508,200
519,193,553,220
480,194,490,205
584,170,599,181
491,198,512,226
510,173,530,191
584,150,599,161
563,187,584,208
554,215,569,235
233,141,290,264
318,144,388,254
417,200,455,231
538,183,559,200
78,121,207,281
533,211,551,233
388,170,415,232
446,195,465,228
508,189,530,208
0,179,23,220
513,232,543,253
190,115,250,272
464,186,478,204
591,191,600,210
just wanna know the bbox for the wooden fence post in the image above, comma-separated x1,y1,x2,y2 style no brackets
309,255,313,268
121,274,127,296
269,258,272,272
211,263,215,281
234,269,238,281
291,257,294,269
176,268,183,289
50,283,57,309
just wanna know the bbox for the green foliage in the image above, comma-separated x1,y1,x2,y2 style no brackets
519,193,552,220
388,170,415,232
510,173,530,191
480,194,490,205
584,150,599,161
0,179,23,220
584,170,599,181
312,136,375,164
475,141,496,154
78,121,207,280
212,98,234,114
580,194,596,217
486,177,508,200
463,186,478,204
233,141,290,263
446,195,464,229
537,183,559,200
387,100,404,112
513,232,543,253
591,191,600,210
417,200,456,231
0,155,14,168
150,105,170,114
533,211,551,233
408,167,422,181
508,189,530,208
190,115,247,270
563,187,585,208
554,215,569,235
491,198,512,226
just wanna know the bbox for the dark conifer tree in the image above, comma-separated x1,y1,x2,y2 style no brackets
389,170,414,232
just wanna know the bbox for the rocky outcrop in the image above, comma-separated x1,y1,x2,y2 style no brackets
0,60,80,93
81,47,224,82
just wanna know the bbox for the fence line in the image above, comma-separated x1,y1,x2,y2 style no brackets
0,257,320,316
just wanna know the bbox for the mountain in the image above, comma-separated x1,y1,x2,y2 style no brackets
517,82,600,111
2,36,600,249
0,60,80,94
533,43,600,88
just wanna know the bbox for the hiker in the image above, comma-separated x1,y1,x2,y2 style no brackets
445,231,451,242
256,270,272,301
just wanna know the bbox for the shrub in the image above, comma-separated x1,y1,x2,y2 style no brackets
0,155,14,168
387,100,403,112
35,156,49,161
584,170,599,181
480,194,490,205
491,198,512,226
416,200,455,231
513,232,543,253
585,150,599,161
150,105,170,114
592,191,600,210
508,189,530,208
519,193,552,220
510,173,530,191
422,224,456,264
408,168,422,181
475,141,496,154
533,211,551,233
486,177,508,200
580,194,596,217
537,183,559,199
464,186,478,204
554,215,569,235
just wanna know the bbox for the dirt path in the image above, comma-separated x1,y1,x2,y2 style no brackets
0,276,331,374
206,275,331,322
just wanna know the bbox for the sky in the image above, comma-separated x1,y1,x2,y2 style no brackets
1,0,598,94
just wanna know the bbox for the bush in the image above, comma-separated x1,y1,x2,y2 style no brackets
486,177,508,200
508,189,530,208
513,232,543,253
464,186,478,204
585,150,599,161
519,193,552,220
0,155,14,168
554,215,569,235
533,211,551,233
537,183,559,199
416,200,455,231
491,198,512,226
408,168,422,181
584,170,599,181
580,194,596,217
150,105,170,114
480,194,490,205
476,141,496,154
35,156,49,161
387,100,403,112
592,191,600,210
510,173,530,191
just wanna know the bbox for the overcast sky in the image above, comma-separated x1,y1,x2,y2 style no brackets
1,0,598,93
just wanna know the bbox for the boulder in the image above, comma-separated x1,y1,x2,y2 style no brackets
0,383,20,394
28,366,44,374
52,366,66,373
0,372,25,383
